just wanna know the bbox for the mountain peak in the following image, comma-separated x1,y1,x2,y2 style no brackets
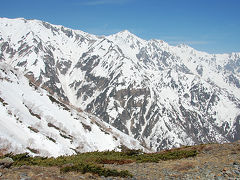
113,30,136,38
107,29,146,46
118,29,132,34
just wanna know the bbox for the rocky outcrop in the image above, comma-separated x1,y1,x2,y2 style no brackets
0,157,14,168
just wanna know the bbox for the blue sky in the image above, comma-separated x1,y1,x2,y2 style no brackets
1,0,240,54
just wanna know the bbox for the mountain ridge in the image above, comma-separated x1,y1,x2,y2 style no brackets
0,17,240,152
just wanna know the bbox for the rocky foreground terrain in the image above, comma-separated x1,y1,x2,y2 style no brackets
0,142,240,180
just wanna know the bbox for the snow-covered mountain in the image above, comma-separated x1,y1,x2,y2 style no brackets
0,17,239,152
0,63,145,156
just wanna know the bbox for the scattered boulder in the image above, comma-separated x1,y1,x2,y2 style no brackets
0,157,14,168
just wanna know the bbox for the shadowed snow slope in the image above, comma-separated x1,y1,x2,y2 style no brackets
0,63,145,157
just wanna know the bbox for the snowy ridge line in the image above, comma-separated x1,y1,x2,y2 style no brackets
0,17,240,151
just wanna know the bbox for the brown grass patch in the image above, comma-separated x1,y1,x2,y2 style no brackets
174,162,195,171
202,145,214,152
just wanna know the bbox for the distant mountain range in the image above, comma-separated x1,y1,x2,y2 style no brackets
0,17,239,155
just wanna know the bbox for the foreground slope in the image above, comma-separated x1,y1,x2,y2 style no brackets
0,17,240,151
0,62,144,156
0,142,240,179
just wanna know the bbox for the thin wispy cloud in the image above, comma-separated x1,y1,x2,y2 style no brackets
162,36,185,40
168,40,210,46
81,0,132,6
162,36,212,46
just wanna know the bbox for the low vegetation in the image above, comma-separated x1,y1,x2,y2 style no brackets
0,146,198,178
60,163,132,178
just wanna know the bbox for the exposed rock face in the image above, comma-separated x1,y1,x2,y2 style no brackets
0,157,14,168
0,18,240,151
